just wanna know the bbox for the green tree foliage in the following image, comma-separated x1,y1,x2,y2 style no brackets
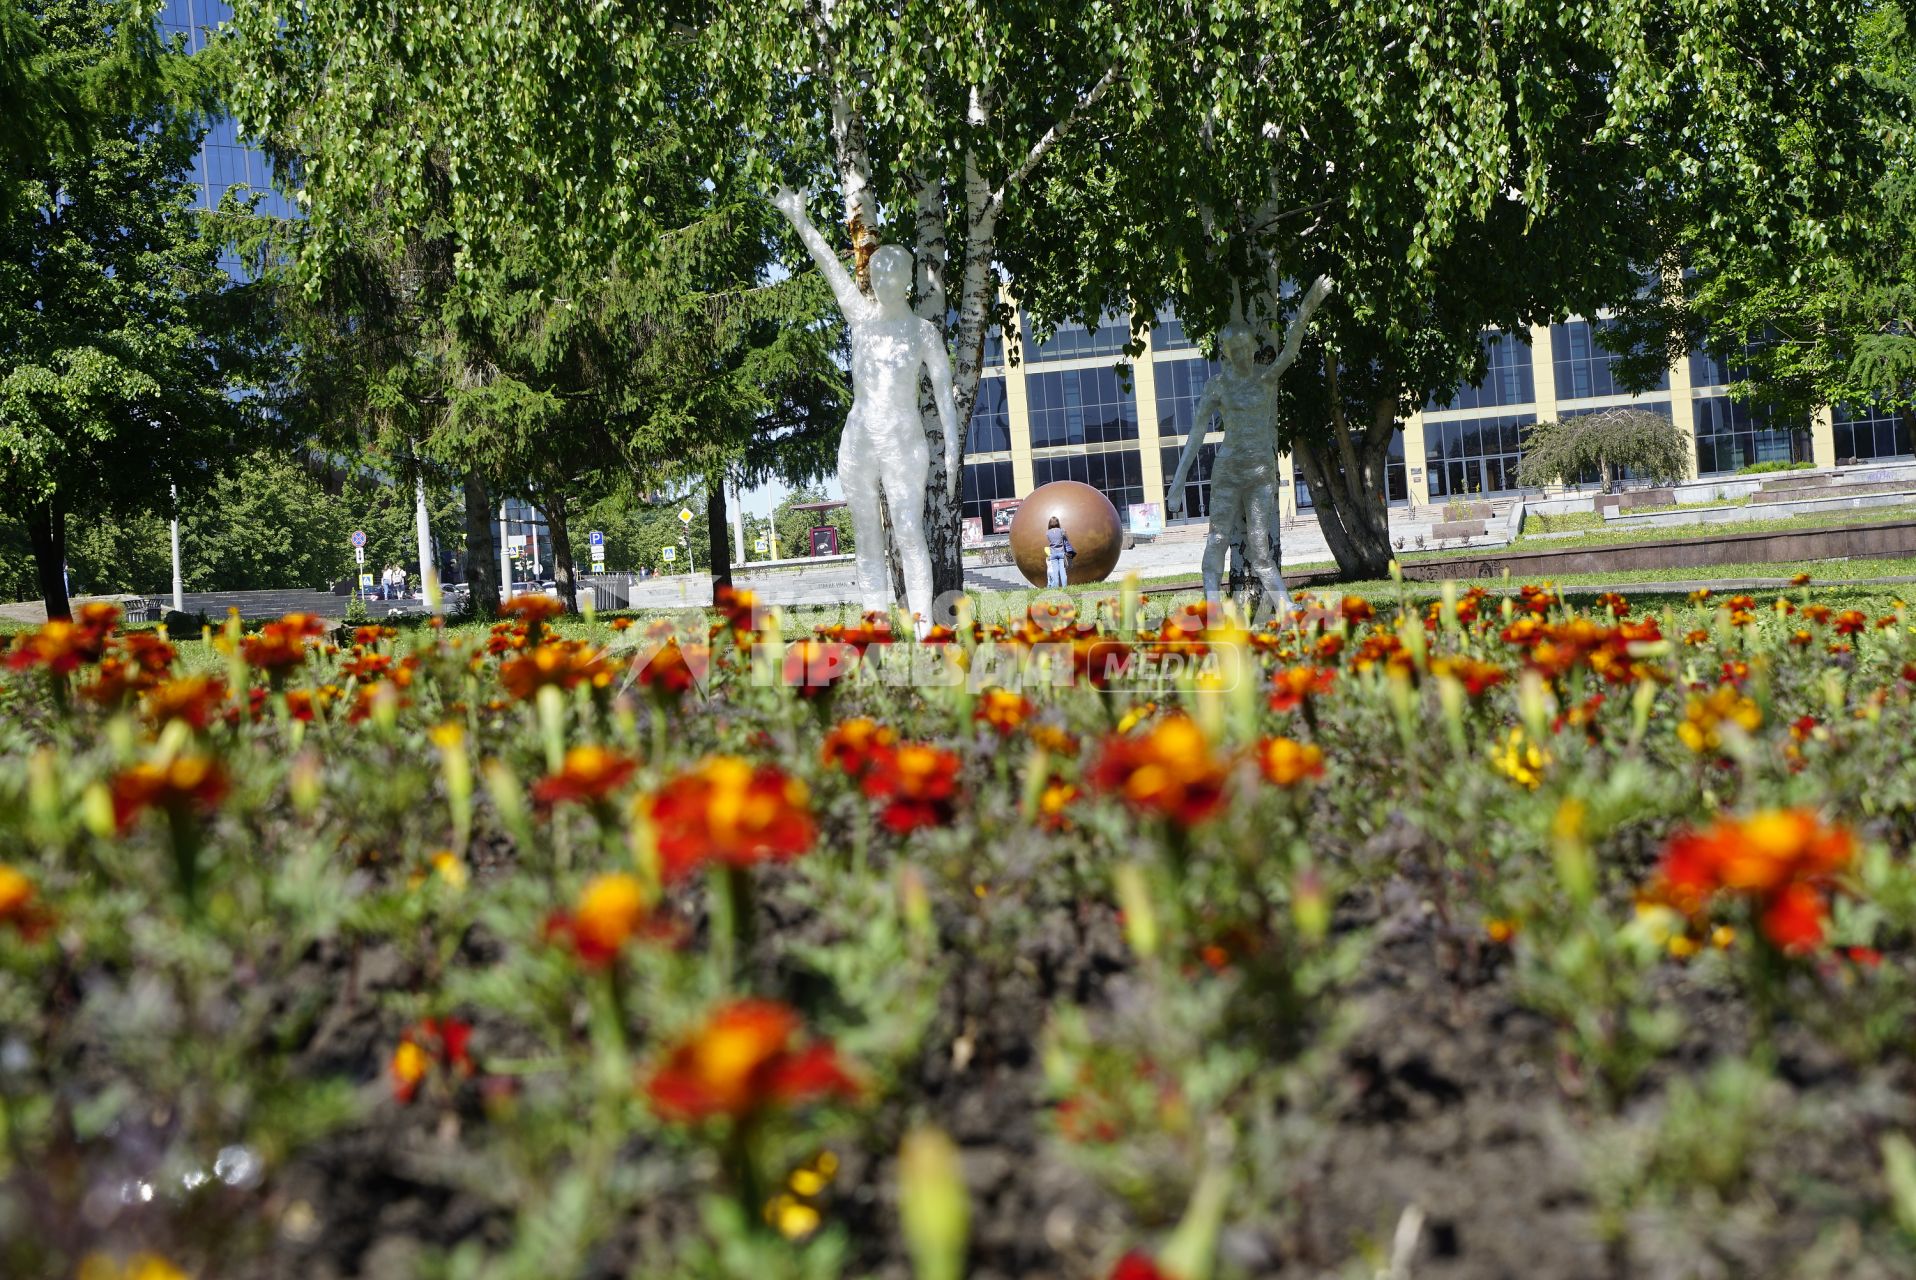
1608,1,1914,437
1516,409,1695,495
0,0,280,618
1007,0,1879,578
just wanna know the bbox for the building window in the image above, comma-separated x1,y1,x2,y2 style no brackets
1833,406,1914,463
1429,331,1534,412
1027,366,1139,448
1154,357,1219,440
1151,305,1195,352
1159,442,1219,518
961,461,1016,524
1033,448,1144,515
1425,414,1534,499
1551,319,1667,401
1025,314,1133,363
983,327,1004,367
1692,398,1808,474
966,375,1011,454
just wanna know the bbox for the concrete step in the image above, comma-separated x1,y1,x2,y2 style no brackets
1751,478,1911,504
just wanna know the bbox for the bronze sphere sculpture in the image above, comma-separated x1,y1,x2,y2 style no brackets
1007,481,1125,587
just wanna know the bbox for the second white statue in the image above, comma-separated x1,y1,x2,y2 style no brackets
771,187,958,632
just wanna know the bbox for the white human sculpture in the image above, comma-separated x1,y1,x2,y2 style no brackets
770,186,959,631
1165,276,1335,620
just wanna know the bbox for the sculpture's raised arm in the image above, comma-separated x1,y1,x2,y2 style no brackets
1264,274,1335,383
769,186,869,317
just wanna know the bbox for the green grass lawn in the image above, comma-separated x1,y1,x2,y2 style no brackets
1504,501,1916,553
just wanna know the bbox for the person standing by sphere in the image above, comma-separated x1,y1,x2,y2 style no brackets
1045,515,1075,588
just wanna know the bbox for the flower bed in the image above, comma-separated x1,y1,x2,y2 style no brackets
4,581,1916,1278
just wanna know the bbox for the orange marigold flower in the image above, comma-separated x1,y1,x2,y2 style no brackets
1258,736,1325,786
141,675,228,731
353,625,397,646
1339,595,1377,625
499,641,611,701
532,746,639,809
713,584,762,643
6,611,116,675
1037,779,1079,831
1072,635,1134,689
648,756,815,881
644,999,859,1123
110,756,229,832
1268,664,1336,713
1088,714,1229,824
1682,628,1710,647
1654,809,1853,953
974,688,1035,735
548,872,652,966
501,593,565,625
818,615,895,655
1834,609,1869,636
863,742,963,834
389,1017,474,1104
820,717,898,777
1790,572,1813,587
1594,591,1630,616
0,865,52,939
238,612,327,674
1028,723,1082,757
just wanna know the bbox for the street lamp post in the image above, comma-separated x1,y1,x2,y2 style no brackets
169,483,183,613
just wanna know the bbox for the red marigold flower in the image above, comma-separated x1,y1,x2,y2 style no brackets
110,756,229,832
1790,572,1813,587
1339,595,1377,625
647,756,815,882
1089,715,1229,824
863,742,963,834
1072,635,1134,688
1847,946,1883,969
1594,591,1630,617
1268,664,1335,713
1429,655,1506,697
353,625,397,646
1109,1252,1175,1280
1834,609,1869,636
1258,736,1325,786
532,745,639,809
974,688,1035,735
1653,809,1854,953
635,638,708,702
548,872,652,966
821,717,898,777
644,999,859,1123
783,639,859,698
499,641,611,701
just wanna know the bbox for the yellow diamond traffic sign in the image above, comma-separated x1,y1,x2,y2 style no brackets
678,507,694,525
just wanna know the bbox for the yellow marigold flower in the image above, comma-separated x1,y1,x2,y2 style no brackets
1490,726,1548,789
1677,684,1762,754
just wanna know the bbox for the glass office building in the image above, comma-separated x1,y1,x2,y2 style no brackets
966,303,1866,530
157,0,294,273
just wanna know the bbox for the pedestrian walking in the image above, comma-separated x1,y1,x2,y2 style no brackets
1045,515,1075,588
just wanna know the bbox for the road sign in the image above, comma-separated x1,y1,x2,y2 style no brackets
678,507,694,525
588,529,604,548
754,537,769,554
661,545,677,563
350,529,366,548
354,547,365,565
507,534,527,550
358,573,374,588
